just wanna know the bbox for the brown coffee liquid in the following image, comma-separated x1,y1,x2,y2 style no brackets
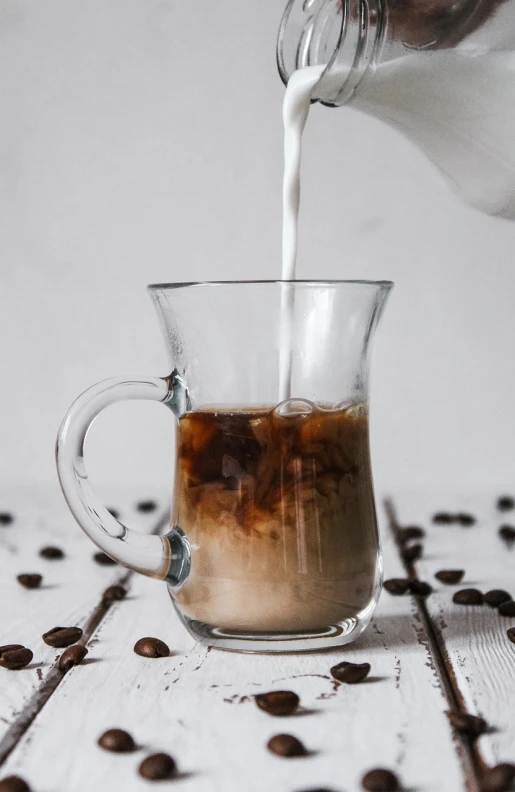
171,402,380,633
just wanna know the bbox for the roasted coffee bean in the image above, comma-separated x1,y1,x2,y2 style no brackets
42,626,83,648
384,578,411,596
107,508,119,519
58,644,88,673
93,551,117,566
484,590,512,608
398,526,425,542
497,496,515,512
507,627,515,644
499,525,515,543
136,500,158,513
433,512,455,524
255,690,300,716
361,768,399,791
0,646,33,670
39,545,64,560
267,734,306,757
98,728,136,753
138,753,177,780
0,776,31,792
330,661,371,684
481,763,515,792
16,573,42,589
102,584,127,605
0,513,14,526
447,711,487,738
409,580,432,598
453,588,484,605
456,513,476,526
435,570,465,585
134,637,169,658
401,543,423,563
498,600,515,617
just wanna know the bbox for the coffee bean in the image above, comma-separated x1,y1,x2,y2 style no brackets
107,508,119,520
409,580,432,598
398,526,425,542
384,578,411,596
102,584,127,606
0,647,33,670
435,570,465,585
507,627,515,644
0,776,31,792
331,661,371,684
98,728,136,753
267,734,306,757
39,546,64,560
138,753,177,780
16,574,42,589
401,543,423,563
58,644,88,673
484,590,512,608
255,690,300,716
481,763,515,792
0,513,14,526
361,768,399,791
433,512,455,524
498,600,515,617
42,626,83,648
499,525,515,544
93,551,117,566
497,496,515,512
457,513,476,526
447,711,487,738
136,500,158,513
134,637,169,658
453,589,484,605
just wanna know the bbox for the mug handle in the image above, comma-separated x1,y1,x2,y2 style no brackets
55,372,190,585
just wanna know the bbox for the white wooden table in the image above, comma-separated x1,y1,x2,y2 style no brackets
0,487,514,792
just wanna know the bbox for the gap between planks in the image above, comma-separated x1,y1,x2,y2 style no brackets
384,497,484,792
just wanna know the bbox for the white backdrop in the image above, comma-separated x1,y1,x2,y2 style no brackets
1,0,515,501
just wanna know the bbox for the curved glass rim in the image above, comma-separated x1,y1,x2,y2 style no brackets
148,279,394,291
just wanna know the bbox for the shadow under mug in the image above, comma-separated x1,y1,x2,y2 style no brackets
56,280,393,652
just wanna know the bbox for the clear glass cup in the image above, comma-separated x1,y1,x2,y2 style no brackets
56,280,392,652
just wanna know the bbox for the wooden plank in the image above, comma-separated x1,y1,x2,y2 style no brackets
0,505,466,792
0,485,168,757
389,491,515,773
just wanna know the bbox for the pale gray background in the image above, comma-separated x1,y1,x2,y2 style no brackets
1,0,515,500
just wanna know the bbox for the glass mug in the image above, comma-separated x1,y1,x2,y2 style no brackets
56,280,392,652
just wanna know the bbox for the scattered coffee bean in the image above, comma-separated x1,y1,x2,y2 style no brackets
481,763,515,792
59,644,88,673
453,588,484,605
361,768,399,791
498,600,515,617
331,661,371,684
102,584,127,606
499,525,515,544
255,690,300,716
0,646,33,670
398,526,425,542
384,578,411,596
39,546,64,560
136,500,158,513
447,711,487,738
16,573,42,589
484,590,512,608
456,513,476,526
435,570,465,585
433,512,455,524
0,777,31,792
42,626,83,648
93,551,117,566
107,508,119,519
410,580,432,598
497,496,515,512
401,543,423,563
138,753,177,780
267,734,306,757
507,627,515,644
98,728,136,753
0,513,14,526
134,637,170,658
